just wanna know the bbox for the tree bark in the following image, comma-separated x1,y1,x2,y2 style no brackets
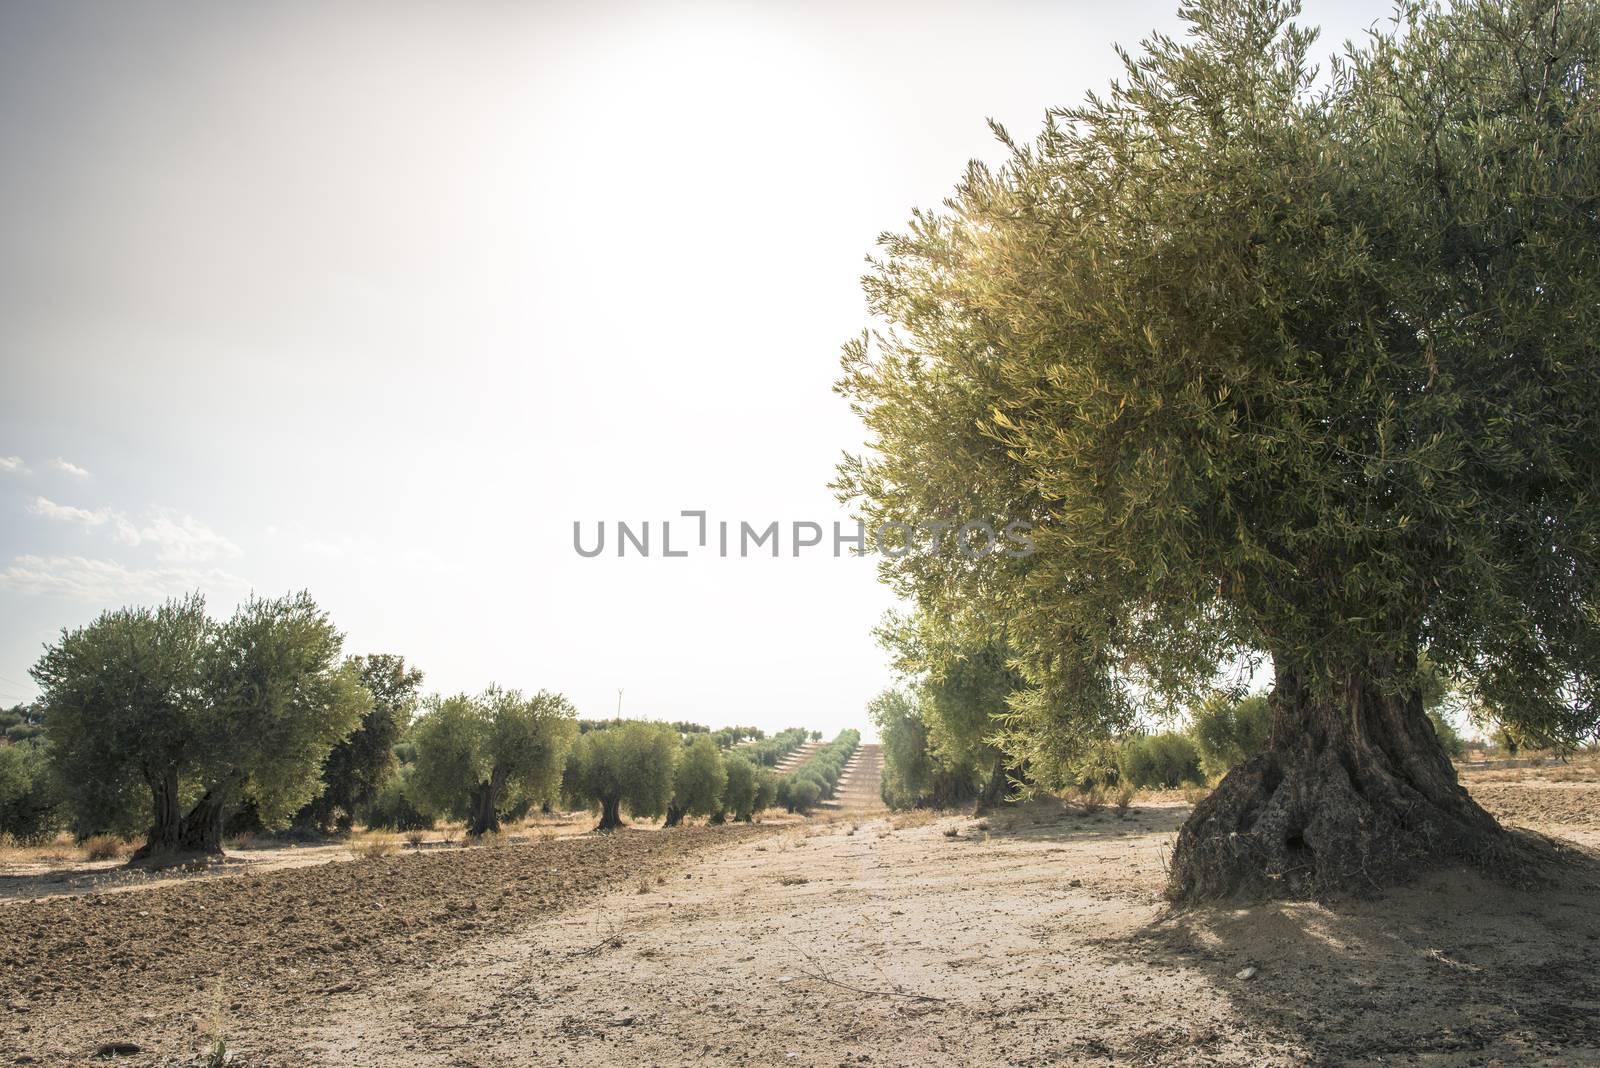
595,796,624,832
467,780,501,838
132,774,237,864
129,769,183,863
1167,660,1518,904
663,804,684,828
974,751,1014,816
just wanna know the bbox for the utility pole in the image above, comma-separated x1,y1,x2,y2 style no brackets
616,689,623,718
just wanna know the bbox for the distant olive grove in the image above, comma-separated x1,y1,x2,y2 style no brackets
1,593,817,861
873,644,1476,807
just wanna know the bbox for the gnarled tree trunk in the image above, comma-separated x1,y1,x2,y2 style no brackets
1168,661,1515,903
129,769,183,863
130,774,237,865
595,796,624,832
467,780,502,838
663,804,685,828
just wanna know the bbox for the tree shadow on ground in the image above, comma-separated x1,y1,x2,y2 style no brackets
1108,844,1600,1064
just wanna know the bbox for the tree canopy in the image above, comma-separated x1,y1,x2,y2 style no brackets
838,0,1600,898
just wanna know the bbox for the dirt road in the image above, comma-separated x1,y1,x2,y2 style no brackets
287,800,1599,1067
6,772,1600,1066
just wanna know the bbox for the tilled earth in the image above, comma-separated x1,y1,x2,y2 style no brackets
0,825,774,1065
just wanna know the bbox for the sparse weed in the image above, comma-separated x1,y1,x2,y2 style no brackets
1075,784,1107,815
404,829,427,849
81,834,127,862
636,874,652,894
1113,785,1136,817
353,832,398,859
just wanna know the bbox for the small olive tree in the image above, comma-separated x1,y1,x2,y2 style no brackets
408,687,577,837
564,720,679,830
298,654,424,832
664,734,727,827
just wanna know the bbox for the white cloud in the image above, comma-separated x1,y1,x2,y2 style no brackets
115,509,243,563
0,555,249,602
50,458,90,478
27,496,110,525
0,456,25,473
25,498,241,564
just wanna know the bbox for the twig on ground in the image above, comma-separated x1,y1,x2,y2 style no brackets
783,938,946,1003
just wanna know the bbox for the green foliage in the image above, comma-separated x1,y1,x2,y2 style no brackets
712,726,764,749
880,613,1022,769
1118,733,1204,790
668,734,728,823
743,727,810,767
298,654,424,832
564,720,680,825
361,766,434,831
408,687,577,832
0,704,44,745
33,591,365,853
204,592,369,828
0,739,60,843
836,0,1600,772
720,753,759,821
34,595,211,840
779,729,860,813
1428,708,1467,760
1189,693,1271,779
869,688,980,809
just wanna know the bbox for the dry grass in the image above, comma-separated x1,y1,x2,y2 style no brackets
1113,785,1137,817
81,834,129,862
352,832,398,860
890,810,937,830
1073,784,1108,815
403,829,427,849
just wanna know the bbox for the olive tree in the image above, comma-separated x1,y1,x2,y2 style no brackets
408,687,577,837
298,654,424,832
564,720,679,830
664,733,727,827
837,0,1600,900
35,592,366,860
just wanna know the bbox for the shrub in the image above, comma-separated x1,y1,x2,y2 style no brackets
0,739,61,844
1189,692,1271,779
1118,732,1204,789
81,834,127,861
786,778,822,814
361,768,434,831
353,832,398,859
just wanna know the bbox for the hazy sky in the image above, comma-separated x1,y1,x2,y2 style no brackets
0,0,1397,736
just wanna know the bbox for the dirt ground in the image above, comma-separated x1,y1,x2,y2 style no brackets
4,754,1600,1066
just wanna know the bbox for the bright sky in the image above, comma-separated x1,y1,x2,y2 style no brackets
0,0,1397,738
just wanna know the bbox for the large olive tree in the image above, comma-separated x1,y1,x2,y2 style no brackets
838,0,1600,900
35,592,366,860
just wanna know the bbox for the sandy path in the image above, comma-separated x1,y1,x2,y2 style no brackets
279,801,1600,1066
